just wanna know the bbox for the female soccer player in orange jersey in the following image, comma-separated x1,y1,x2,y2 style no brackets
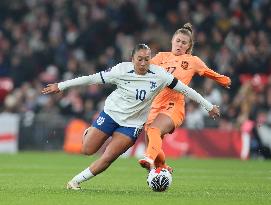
139,23,231,172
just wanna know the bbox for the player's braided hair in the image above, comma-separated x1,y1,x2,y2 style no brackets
173,23,194,54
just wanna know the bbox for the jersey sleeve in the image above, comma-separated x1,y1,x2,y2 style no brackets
172,80,214,111
194,56,231,87
57,63,121,91
193,56,209,76
160,68,175,86
99,63,121,84
58,73,103,91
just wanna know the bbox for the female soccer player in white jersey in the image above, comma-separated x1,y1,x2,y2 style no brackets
42,44,220,190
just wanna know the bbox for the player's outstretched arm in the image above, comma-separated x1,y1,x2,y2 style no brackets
169,78,220,119
202,68,231,88
195,57,231,88
42,72,107,95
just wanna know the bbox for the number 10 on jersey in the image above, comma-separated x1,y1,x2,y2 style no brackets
136,89,146,101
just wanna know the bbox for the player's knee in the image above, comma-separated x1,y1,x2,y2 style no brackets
81,145,95,156
81,128,96,155
146,126,162,136
148,124,172,137
82,128,90,144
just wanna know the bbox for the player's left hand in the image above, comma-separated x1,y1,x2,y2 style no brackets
208,105,220,120
42,83,60,94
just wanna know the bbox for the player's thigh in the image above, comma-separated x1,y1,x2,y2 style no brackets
149,113,175,136
82,126,109,154
101,132,134,162
150,105,185,136
145,107,160,129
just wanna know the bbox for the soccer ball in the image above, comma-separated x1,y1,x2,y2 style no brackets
147,168,172,192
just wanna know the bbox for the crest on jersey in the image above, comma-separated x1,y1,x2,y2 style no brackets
150,81,157,91
96,116,105,125
133,127,143,138
181,61,189,70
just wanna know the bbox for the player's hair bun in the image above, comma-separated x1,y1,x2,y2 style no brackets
183,23,193,34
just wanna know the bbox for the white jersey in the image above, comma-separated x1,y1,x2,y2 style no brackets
58,62,213,127
100,62,174,127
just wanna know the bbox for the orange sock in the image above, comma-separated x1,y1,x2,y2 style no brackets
146,127,162,161
154,150,166,168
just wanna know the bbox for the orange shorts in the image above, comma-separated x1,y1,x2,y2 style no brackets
145,100,185,130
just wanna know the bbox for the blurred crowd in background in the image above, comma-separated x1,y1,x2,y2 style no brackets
0,0,271,155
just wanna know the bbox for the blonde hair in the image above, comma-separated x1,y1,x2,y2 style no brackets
173,23,194,54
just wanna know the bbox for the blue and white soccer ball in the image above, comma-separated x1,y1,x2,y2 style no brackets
147,168,172,192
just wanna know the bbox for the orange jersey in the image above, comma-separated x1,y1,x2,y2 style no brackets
150,52,231,108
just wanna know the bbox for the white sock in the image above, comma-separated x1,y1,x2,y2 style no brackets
71,167,94,184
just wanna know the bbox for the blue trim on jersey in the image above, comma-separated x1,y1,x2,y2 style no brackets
128,70,155,74
92,111,142,141
147,70,155,74
100,72,105,84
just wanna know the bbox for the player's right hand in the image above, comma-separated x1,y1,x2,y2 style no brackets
42,83,60,94
208,105,220,120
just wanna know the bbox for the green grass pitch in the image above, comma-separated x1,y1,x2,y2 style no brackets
0,152,270,205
